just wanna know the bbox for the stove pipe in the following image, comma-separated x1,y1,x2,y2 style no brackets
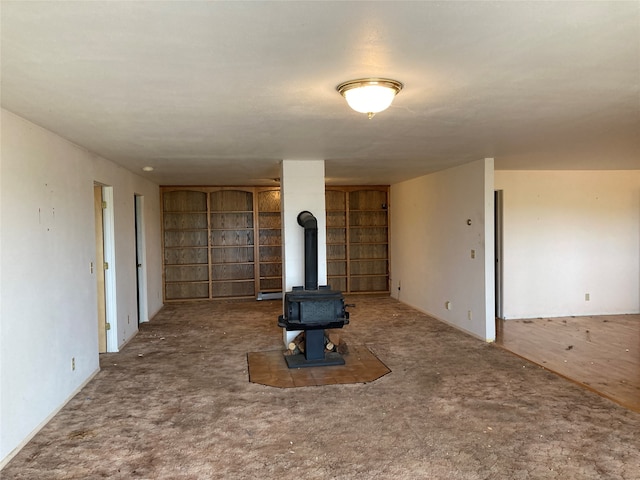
296,210,318,290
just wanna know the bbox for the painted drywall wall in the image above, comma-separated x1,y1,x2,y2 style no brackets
0,109,163,466
280,160,327,344
390,159,495,341
495,170,640,319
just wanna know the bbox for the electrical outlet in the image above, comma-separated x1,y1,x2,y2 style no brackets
471,249,476,259
445,301,452,310
585,293,590,301
468,310,473,320
71,357,75,371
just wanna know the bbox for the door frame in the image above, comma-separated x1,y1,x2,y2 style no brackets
494,189,504,319
101,185,118,352
134,194,149,324
94,185,108,353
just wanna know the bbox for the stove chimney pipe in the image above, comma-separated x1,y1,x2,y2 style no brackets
297,211,318,290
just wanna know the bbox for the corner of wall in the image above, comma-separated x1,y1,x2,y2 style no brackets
390,158,495,341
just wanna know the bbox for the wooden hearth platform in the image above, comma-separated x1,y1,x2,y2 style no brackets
247,345,390,388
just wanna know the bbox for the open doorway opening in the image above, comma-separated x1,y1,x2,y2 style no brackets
494,190,504,320
134,194,148,324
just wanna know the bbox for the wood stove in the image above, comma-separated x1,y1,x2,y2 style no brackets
278,211,350,368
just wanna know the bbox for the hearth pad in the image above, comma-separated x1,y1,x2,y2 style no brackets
247,345,390,388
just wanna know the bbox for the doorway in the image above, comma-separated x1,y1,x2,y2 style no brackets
134,194,148,324
494,190,504,319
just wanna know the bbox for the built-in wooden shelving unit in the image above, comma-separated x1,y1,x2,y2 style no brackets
257,188,282,294
161,186,389,301
209,189,255,298
163,189,210,300
325,189,348,292
347,188,389,292
326,187,389,293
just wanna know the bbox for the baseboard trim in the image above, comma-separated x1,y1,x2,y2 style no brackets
395,298,495,343
117,328,138,352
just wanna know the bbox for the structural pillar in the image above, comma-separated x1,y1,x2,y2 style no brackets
280,160,327,345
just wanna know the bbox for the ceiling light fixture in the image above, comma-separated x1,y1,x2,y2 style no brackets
142,166,154,172
336,78,403,119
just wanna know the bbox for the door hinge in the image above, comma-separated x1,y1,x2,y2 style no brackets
101,201,107,209
105,322,111,330
104,262,109,270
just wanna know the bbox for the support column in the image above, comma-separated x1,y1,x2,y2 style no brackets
280,160,327,345
483,157,496,342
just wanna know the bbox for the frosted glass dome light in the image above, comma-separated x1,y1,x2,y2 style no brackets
337,78,403,119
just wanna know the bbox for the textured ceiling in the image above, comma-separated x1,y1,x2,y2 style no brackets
2,1,639,185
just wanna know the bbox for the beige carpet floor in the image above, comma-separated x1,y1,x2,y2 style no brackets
2,296,639,479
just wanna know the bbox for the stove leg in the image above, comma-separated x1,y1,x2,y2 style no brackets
304,329,325,361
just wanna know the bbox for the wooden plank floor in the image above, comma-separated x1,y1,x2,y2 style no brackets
496,314,640,412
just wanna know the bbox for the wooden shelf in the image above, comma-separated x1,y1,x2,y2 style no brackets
163,210,207,213
349,225,388,229
351,273,388,277
210,227,253,230
349,209,389,212
351,257,387,262
349,242,389,245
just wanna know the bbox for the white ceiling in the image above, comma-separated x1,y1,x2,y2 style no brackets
2,1,639,186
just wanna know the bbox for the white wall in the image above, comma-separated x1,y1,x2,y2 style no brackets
0,110,163,466
390,159,495,341
495,170,640,319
